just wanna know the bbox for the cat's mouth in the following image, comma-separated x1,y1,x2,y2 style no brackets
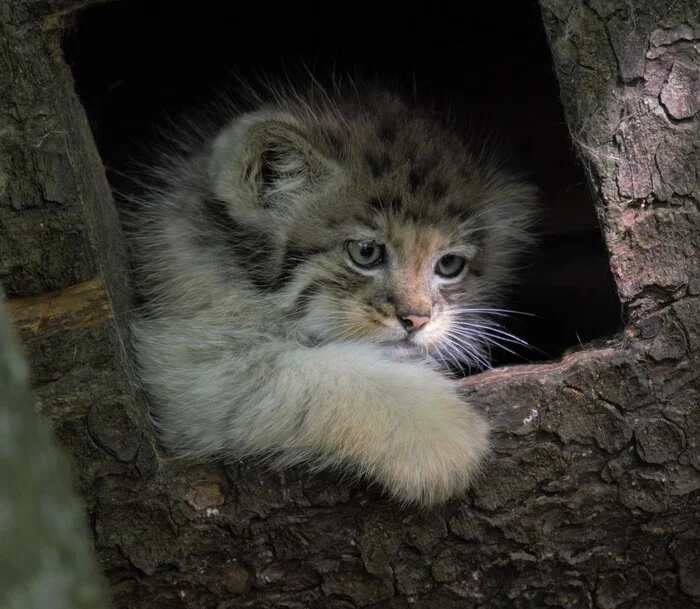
300,331,430,359
381,335,431,359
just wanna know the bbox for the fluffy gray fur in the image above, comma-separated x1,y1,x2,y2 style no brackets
128,84,538,505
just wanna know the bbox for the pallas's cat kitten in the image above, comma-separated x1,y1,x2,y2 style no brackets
129,85,537,505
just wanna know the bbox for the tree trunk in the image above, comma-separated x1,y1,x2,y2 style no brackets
2,1,699,608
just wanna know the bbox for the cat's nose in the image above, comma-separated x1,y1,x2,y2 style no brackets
399,312,431,332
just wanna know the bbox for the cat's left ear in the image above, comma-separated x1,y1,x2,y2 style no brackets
209,112,338,210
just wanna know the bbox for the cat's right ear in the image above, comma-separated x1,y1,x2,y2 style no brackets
208,112,338,211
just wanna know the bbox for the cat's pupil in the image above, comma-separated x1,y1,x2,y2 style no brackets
360,245,374,258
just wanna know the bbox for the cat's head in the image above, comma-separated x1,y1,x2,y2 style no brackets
205,91,538,369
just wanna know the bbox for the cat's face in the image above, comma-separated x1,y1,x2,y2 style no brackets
288,213,492,368
207,92,538,369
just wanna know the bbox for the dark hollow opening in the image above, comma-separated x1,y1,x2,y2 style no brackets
62,0,624,367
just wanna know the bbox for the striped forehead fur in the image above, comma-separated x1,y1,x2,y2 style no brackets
130,85,537,331
130,82,537,314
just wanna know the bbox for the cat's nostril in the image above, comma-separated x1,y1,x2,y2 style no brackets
399,313,431,332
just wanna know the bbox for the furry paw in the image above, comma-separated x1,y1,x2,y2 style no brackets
298,358,490,506
368,392,489,506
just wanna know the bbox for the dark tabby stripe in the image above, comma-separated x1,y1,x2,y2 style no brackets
408,168,423,192
431,179,448,199
201,198,334,292
377,116,398,143
277,245,329,287
364,150,392,178
288,282,323,318
200,196,278,290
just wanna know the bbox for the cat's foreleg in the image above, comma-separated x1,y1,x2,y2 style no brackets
149,339,490,506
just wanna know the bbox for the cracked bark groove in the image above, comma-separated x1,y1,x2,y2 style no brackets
1,0,699,608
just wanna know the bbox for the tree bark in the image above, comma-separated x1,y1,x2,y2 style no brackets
0,292,110,609
2,1,699,608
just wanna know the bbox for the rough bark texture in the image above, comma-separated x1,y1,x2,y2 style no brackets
0,295,110,609
2,1,699,608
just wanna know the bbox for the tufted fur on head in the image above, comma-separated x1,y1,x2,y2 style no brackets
127,82,539,506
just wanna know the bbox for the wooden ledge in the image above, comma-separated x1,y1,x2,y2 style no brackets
6,276,112,338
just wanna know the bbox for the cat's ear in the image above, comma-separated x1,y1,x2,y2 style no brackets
209,112,337,209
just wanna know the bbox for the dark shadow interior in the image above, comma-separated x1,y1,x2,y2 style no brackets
62,0,624,366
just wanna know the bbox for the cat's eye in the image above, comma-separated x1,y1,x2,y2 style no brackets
435,254,466,278
346,240,385,268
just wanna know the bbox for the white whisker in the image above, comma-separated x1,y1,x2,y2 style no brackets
450,323,531,348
